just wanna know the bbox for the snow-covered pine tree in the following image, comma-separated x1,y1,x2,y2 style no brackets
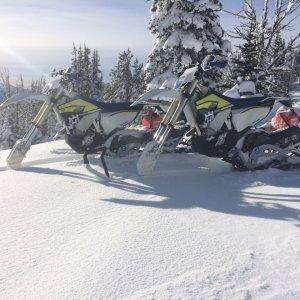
231,22,259,81
0,68,15,149
70,43,80,93
16,75,24,93
81,45,92,98
0,68,12,99
0,106,18,150
229,0,299,94
91,49,104,99
293,47,300,77
104,49,134,103
131,58,146,100
77,45,84,87
272,34,286,68
68,44,103,99
73,45,84,94
0,72,56,149
268,34,296,95
145,0,229,89
31,77,46,93
0,116,15,150
14,75,25,137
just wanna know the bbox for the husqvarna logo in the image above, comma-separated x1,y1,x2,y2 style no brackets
205,111,215,124
68,115,80,129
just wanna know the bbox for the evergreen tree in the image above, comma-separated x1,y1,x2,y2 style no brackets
231,22,259,80
104,49,134,103
0,69,15,149
91,49,104,99
31,77,46,93
74,45,84,94
0,73,57,150
229,0,299,94
16,75,24,93
70,43,80,92
272,34,286,68
0,115,15,149
131,58,146,100
68,44,104,99
268,34,294,95
13,75,25,136
77,45,84,80
293,47,300,77
145,0,229,89
82,45,92,97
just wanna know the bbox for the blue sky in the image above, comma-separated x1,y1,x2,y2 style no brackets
0,0,298,85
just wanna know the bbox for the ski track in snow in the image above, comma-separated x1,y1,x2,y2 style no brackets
0,140,299,299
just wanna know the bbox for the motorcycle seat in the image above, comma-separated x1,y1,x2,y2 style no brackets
220,93,275,110
90,101,141,113
100,102,136,112
68,95,142,113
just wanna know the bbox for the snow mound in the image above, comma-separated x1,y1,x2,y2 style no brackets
0,140,299,299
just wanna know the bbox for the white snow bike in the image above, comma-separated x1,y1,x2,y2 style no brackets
2,70,184,176
135,65,300,175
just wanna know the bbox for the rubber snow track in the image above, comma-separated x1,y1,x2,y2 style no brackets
0,140,299,299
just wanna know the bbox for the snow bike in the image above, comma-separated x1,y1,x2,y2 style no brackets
2,70,183,175
135,66,300,175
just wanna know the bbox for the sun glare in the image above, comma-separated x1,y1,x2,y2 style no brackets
0,40,46,77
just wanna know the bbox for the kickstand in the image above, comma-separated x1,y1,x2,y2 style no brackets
83,147,110,178
100,148,110,178
83,153,89,165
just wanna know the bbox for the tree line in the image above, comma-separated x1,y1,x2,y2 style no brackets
63,45,146,103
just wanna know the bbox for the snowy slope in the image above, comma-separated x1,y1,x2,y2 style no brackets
0,140,299,299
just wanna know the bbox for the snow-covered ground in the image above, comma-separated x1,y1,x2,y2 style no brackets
0,140,299,299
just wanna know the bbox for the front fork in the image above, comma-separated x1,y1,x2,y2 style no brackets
153,98,188,150
153,101,201,151
137,97,199,175
6,101,55,168
153,80,201,150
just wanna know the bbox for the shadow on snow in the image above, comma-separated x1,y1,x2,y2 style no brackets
19,153,300,225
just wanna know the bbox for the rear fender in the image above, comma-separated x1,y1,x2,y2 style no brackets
232,107,272,132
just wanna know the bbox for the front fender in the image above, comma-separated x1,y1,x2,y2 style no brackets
0,92,49,109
